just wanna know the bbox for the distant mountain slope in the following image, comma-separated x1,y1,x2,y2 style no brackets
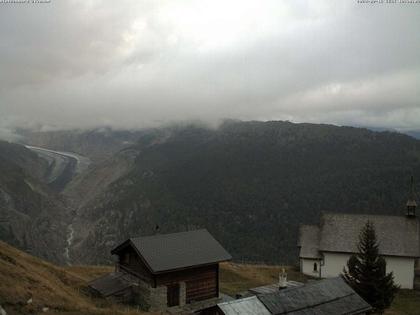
18,128,145,162
0,141,48,181
366,128,420,140
0,141,68,263
405,130,420,140
70,121,420,264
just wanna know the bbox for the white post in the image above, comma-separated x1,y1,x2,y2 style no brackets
279,267,287,289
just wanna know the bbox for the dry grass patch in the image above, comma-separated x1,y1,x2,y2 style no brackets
385,289,420,315
219,262,307,296
0,241,150,315
64,265,113,282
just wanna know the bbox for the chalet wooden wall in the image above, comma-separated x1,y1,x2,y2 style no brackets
156,265,219,303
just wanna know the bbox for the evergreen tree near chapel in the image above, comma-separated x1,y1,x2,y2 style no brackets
342,221,399,314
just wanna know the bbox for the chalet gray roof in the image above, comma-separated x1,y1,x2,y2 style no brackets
218,296,271,315
88,272,138,297
112,229,231,273
258,277,372,315
298,213,420,258
319,213,420,257
298,225,321,259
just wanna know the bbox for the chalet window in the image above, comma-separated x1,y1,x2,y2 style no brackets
313,262,318,272
122,253,130,265
167,283,180,307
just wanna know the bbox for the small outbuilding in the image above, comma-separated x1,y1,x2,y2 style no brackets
259,277,371,315
88,272,139,303
214,277,372,315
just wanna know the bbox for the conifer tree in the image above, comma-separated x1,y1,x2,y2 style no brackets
342,221,399,314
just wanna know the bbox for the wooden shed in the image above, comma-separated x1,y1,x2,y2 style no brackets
109,229,231,312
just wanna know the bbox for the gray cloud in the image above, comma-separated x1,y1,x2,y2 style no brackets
0,0,419,136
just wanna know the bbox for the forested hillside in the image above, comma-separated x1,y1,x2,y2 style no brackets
70,121,420,264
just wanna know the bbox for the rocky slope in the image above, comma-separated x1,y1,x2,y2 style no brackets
0,141,69,263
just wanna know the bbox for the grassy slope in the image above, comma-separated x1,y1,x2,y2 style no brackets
0,241,150,315
386,290,420,315
1,241,418,314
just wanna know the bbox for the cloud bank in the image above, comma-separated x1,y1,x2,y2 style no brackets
0,0,419,136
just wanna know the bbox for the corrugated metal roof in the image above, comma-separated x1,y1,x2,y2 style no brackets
258,277,372,315
220,293,235,303
88,272,138,297
218,296,271,315
249,281,304,295
285,293,373,315
113,229,232,273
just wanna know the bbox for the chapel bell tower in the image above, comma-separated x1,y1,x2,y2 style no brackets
406,175,417,217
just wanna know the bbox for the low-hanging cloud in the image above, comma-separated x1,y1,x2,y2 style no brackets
0,0,419,138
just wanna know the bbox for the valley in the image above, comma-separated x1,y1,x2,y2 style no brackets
23,145,92,265
25,145,91,192
5,120,420,267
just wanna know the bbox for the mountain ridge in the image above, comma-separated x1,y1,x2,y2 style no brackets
2,121,420,265
61,120,420,264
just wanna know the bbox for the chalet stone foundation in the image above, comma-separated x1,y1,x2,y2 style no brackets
134,279,189,312
133,279,166,311
149,285,167,312
133,279,220,313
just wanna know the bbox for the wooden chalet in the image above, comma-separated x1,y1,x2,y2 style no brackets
89,229,231,312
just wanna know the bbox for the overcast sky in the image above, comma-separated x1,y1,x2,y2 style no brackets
0,0,419,139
